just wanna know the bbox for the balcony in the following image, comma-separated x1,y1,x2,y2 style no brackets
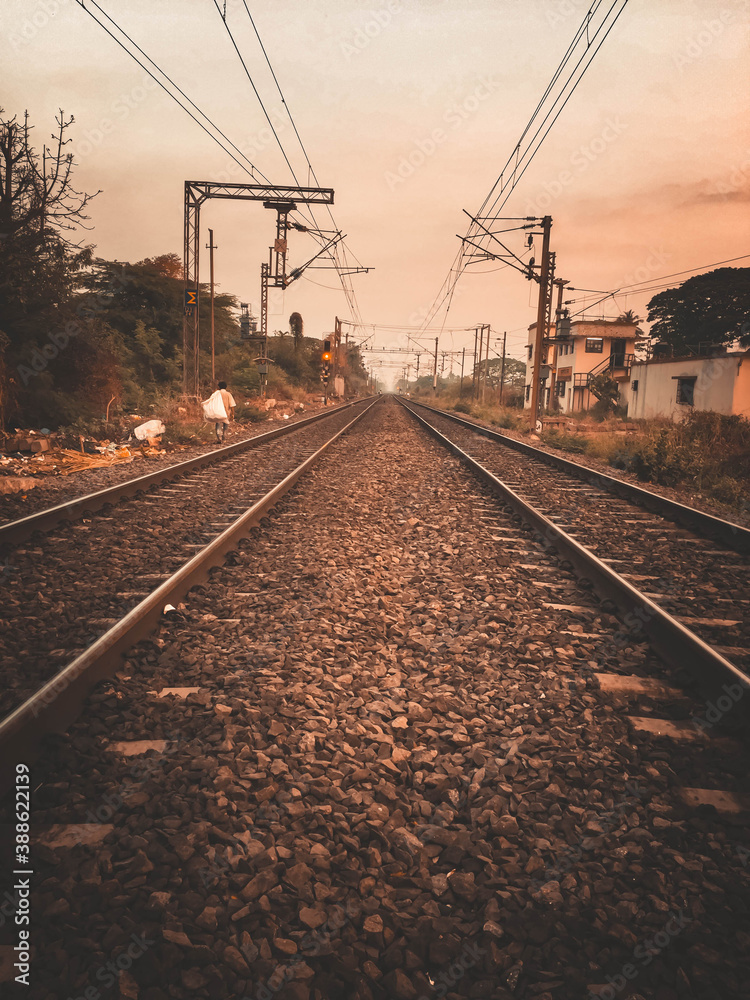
572,353,635,388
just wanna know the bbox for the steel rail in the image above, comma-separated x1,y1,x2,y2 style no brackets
405,398,750,555
0,398,370,547
400,397,749,701
0,398,379,793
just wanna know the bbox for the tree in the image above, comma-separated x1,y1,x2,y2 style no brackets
289,311,303,351
616,309,639,324
0,109,98,244
588,372,620,412
479,356,526,389
646,267,750,354
138,253,182,280
0,109,99,425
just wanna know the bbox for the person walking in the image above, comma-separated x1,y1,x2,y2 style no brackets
215,380,236,443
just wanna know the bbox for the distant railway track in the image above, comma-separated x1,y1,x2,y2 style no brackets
399,397,750,698
0,397,377,788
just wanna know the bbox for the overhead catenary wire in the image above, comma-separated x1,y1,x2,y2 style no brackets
566,253,750,303
211,0,302,185
418,0,630,333
226,2,368,328
566,253,750,317
476,0,628,224
76,0,367,327
72,0,269,181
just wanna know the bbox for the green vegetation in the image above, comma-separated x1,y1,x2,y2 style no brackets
0,109,368,431
541,411,750,513
417,391,524,432
646,266,750,355
423,380,749,516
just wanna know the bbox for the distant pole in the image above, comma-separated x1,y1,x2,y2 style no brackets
530,215,553,428
499,330,507,405
207,229,217,382
459,347,465,397
432,336,438,393
483,324,490,403
472,327,479,400
475,325,485,402
334,315,342,388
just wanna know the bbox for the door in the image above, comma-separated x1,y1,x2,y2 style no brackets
611,338,626,368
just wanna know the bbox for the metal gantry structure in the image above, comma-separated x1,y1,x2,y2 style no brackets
182,180,334,397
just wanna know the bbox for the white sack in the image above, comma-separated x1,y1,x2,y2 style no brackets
134,419,166,441
201,390,228,421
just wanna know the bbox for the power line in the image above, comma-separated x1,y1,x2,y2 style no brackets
75,1,367,326
211,0,301,184
567,253,750,317
419,0,630,333
72,0,268,181
222,3,368,329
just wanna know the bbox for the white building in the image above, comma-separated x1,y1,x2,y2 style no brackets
525,318,639,414
624,350,750,421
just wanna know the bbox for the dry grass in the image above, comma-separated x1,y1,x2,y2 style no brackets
541,411,750,513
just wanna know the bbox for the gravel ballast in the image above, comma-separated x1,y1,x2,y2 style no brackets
3,398,749,1000
0,402,369,715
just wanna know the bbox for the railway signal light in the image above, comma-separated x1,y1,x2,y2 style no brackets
322,338,332,363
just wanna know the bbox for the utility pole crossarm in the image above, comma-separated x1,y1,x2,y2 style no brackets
185,181,334,205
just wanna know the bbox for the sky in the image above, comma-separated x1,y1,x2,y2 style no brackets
3,0,749,385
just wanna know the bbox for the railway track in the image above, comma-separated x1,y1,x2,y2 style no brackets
0,398,376,784
400,397,750,691
401,399,750,555
0,398,367,545
1,398,748,999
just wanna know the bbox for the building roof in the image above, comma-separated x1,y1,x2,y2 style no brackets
527,318,639,333
631,349,749,368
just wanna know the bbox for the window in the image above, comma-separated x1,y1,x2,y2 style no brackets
676,376,696,405
585,338,603,353
631,379,639,392
527,344,533,360
525,384,531,400
555,379,566,397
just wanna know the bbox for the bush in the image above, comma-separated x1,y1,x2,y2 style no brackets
539,409,750,513
452,401,472,414
541,429,589,454
492,410,522,430
235,404,267,423
163,421,215,445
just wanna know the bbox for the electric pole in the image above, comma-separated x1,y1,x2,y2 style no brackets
459,347,465,398
334,315,342,393
472,326,479,401
499,330,507,405
529,215,552,429
206,229,217,382
483,323,490,403
432,337,438,394
549,277,569,407
474,326,483,401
